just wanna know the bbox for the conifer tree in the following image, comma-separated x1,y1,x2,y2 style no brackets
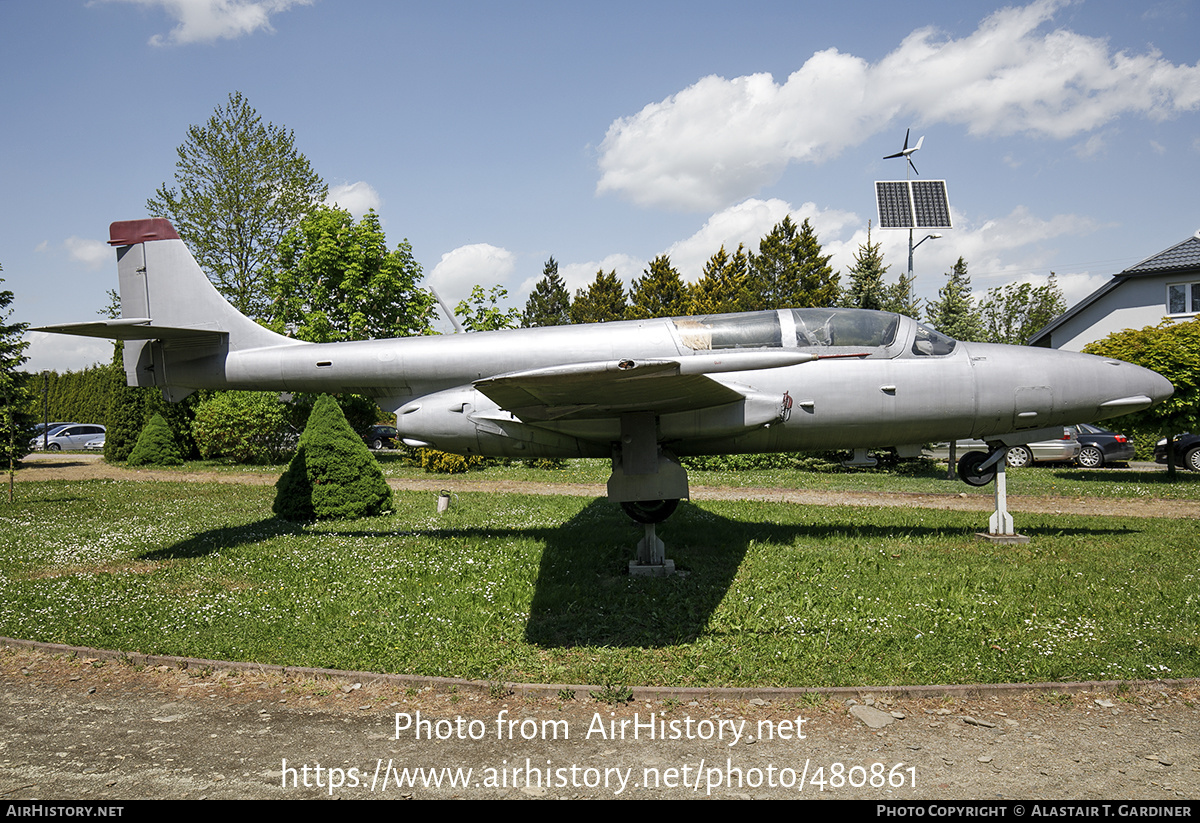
627,255,688,320
744,217,839,310
127,413,185,466
881,271,922,319
925,257,985,342
0,267,34,469
274,394,392,520
521,257,571,327
103,381,147,463
569,270,627,324
843,230,889,311
689,244,750,315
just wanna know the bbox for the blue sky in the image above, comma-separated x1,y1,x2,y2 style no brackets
3,0,1198,371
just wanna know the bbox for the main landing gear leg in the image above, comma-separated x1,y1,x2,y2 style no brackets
608,412,688,576
960,447,1030,545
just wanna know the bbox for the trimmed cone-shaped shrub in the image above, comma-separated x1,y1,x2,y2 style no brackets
126,412,185,466
273,395,392,520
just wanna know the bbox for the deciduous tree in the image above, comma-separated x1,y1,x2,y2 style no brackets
979,275,1066,345
455,285,521,332
147,92,327,318
267,206,435,342
1083,317,1200,476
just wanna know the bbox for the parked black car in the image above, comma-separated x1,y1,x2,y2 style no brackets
1068,423,1136,468
1154,433,1200,472
362,424,399,450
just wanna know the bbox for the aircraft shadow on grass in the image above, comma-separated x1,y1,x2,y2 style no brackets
135,496,1139,650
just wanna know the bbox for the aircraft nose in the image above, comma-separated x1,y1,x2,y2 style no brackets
1143,366,1175,405
1095,357,1174,417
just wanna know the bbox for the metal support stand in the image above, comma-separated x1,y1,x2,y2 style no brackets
976,457,1030,544
609,412,686,576
630,523,676,577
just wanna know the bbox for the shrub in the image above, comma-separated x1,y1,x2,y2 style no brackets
126,413,185,466
419,448,486,474
273,394,393,520
192,391,293,464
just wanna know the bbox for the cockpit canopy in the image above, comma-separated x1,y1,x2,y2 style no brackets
672,309,957,357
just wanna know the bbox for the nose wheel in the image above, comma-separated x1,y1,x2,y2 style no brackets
957,450,999,487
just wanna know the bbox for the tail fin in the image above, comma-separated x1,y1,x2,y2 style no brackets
38,218,294,400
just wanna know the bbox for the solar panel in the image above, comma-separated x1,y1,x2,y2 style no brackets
875,180,952,229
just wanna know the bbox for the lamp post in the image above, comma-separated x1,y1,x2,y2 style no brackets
907,232,941,307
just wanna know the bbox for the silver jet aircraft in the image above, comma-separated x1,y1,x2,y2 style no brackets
40,219,1173,526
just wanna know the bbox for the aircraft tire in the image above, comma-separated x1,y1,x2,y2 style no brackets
1005,446,1032,468
620,499,679,524
1077,445,1104,468
957,451,995,487
1185,446,1200,473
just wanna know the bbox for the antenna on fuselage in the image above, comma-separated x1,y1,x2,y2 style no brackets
430,286,463,334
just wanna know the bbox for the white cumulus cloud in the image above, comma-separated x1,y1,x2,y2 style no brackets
665,199,860,282
597,0,1200,210
63,237,113,270
326,181,382,218
103,0,314,47
428,244,517,309
23,332,115,373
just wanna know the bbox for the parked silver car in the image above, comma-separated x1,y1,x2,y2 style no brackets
926,428,1081,468
32,424,106,451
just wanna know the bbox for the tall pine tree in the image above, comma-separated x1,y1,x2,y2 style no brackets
745,216,839,310
0,267,35,470
627,255,688,320
926,257,985,341
521,257,571,327
843,229,889,311
569,270,627,324
688,244,749,315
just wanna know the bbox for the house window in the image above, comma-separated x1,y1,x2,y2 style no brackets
1167,282,1200,315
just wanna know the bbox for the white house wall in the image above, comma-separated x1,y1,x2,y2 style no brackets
1049,275,1178,351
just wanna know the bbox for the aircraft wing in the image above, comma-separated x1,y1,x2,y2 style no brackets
475,351,813,421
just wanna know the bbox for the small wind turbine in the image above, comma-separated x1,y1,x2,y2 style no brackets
884,128,924,176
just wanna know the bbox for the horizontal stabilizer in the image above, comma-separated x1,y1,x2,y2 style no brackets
33,319,227,342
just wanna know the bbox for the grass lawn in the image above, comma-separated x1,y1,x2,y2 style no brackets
2,476,1195,689
181,452,1200,501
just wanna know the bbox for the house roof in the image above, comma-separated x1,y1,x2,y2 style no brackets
1028,230,1200,346
1122,232,1200,276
